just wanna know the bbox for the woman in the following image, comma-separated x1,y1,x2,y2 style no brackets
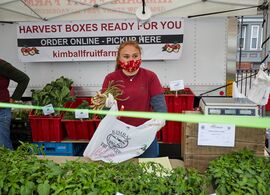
0,59,30,149
101,41,167,157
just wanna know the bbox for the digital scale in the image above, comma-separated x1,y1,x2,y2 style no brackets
199,97,259,116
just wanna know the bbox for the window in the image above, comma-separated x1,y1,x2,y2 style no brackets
238,25,246,49
250,25,259,50
260,28,263,49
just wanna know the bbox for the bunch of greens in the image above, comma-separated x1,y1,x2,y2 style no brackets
91,80,128,120
31,76,75,116
207,149,270,194
0,143,208,195
91,80,128,110
163,87,192,95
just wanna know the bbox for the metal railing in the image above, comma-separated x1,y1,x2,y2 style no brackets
236,68,270,96
199,68,270,116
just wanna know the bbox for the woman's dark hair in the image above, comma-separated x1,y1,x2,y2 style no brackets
115,40,142,70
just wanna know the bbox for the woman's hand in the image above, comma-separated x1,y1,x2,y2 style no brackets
91,92,107,110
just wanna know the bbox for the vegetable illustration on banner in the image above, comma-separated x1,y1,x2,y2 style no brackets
17,18,184,62
162,43,181,53
21,47,39,56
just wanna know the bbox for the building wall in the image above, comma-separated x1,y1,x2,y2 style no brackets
236,16,265,69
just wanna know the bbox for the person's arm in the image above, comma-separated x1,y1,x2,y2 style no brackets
150,94,167,128
0,60,30,100
150,93,167,112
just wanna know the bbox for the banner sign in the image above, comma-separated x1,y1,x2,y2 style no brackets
17,18,184,62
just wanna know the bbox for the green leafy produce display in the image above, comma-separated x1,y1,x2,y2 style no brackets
0,143,208,195
206,149,270,194
163,87,192,95
11,101,31,121
1,144,268,195
31,76,75,116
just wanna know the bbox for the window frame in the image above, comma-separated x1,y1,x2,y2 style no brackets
260,27,263,50
250,25,259,50
238,25,247,50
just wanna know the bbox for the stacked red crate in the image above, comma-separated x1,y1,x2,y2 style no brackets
161,88,195,144
62,98,100,140
29,113,64,142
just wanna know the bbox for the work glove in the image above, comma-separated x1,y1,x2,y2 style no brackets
148,119,166,128
105,93,116,108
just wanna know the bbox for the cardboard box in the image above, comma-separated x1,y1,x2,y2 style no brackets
181,111,265,172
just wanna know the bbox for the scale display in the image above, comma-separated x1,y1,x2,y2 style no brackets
200,97,259,116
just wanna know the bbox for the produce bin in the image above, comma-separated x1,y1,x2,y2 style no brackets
29,113,64,142
161,88,195,144
62,97,100,140
33,142,87,156
63,119,100,140
156,130,162,141
29,101,72,142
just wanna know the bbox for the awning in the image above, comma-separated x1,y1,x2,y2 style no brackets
0,0,262,22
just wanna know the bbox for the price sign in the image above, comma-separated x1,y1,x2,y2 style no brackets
169,80,184,91
75,109,89,119
198,123,235,147
42,104,55,115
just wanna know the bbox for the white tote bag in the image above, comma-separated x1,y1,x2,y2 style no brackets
232,82,246,98
247,69,270,105
83,102,165,163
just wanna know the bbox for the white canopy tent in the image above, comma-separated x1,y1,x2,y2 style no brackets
0,0,269,97
0,0,263,22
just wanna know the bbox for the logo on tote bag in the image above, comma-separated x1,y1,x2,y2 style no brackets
107,129,130,149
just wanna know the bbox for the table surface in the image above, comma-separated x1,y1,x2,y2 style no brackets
37,155,184,169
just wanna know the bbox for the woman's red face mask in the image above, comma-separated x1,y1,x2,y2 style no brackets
118,44,141,73
119,59,142,73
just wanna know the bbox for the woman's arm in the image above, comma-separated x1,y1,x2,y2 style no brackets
150,93,167,112
0,60,30,100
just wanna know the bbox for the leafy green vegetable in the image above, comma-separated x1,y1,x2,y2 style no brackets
11,101,31,121
163,87,193,95
206,149,270,194
31,76,75,116
0,143,208,194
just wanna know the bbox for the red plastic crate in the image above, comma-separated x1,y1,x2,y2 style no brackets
164,88,195,112
265,95,270,111
161,121,182,144
62,97,100,140
156,130,162,141
29,114,64,142
29,87,74,142
62,119,100,140
161,88,195,144
70,86,75,97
